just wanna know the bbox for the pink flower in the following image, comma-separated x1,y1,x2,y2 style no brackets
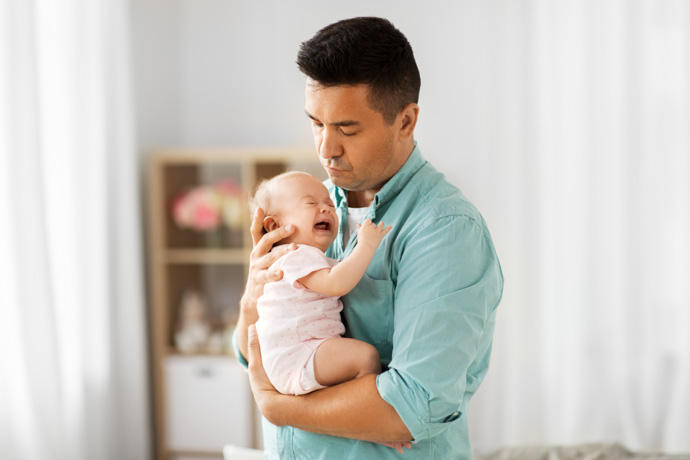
172,180,245,231
192,201,220,230
215,180,241,195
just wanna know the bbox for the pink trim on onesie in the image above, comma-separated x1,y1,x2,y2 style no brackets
255,245,345,395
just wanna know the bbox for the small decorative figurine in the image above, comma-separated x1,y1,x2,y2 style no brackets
174,290,211,353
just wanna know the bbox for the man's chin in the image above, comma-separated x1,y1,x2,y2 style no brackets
328,175,351,189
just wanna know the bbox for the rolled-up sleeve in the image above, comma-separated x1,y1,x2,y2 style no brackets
377,214,503,442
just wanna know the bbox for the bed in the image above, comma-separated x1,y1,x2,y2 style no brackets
478,443,690,460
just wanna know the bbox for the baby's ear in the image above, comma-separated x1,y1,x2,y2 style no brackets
263,216,280,233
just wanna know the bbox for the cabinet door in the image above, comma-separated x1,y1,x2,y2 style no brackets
165,356,252,451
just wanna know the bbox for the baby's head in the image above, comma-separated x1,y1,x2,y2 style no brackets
250,171,338,252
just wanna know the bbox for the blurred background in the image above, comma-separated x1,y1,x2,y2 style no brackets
1,0,688,459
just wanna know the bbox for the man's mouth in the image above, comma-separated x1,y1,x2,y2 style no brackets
323,162,349,173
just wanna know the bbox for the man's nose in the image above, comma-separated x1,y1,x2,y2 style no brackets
319,129,342,159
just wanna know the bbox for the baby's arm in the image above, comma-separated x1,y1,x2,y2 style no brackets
299,219,391,297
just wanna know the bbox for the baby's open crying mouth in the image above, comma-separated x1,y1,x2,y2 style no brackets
314,221,331,230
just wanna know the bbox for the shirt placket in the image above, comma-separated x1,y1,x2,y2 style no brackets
343,198,380,258
330,188,349,260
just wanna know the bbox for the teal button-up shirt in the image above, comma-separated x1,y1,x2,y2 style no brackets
236,143,503,459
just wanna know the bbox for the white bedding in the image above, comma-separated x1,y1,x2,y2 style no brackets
478,443,690,460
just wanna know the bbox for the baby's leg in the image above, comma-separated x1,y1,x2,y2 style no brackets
313,337,381,387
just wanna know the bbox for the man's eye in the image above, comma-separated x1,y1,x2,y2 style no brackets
340,129,355,136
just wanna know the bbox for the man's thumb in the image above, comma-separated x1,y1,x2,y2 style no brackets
247,324,259,361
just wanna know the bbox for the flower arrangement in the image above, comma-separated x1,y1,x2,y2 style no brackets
172,180,246,231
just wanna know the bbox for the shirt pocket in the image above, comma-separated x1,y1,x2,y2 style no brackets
343,274,394,351
423,409,463,439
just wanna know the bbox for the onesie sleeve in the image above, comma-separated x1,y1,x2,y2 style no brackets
279,245,336,288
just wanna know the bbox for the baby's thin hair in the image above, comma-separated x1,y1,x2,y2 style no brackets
248,170,311,221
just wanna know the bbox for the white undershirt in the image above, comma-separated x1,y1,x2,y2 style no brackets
344,206,370,248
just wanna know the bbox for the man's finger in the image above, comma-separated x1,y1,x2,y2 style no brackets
250,208,266,247
255,267,283,286
247,324,260,366
252,224,295,258
266,242,296,265
250,243,297,277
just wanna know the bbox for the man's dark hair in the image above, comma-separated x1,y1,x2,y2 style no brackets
297,17,421,125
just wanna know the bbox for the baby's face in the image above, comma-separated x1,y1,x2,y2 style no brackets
269,173,338,252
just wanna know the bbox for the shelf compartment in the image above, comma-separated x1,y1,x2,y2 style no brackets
165,263,245,353
163,162,246,250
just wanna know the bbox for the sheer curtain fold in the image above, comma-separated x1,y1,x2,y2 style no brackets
470,0,690,454
0,0,150,459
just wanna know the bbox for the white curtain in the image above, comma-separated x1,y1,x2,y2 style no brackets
0,0,150,459
469,0,690,454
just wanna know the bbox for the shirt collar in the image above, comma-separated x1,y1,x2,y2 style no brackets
372,141,425,210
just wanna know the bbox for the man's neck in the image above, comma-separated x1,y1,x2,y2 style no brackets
345,138,416,208
346,189,379,208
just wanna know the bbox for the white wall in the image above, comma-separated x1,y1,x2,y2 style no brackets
130,0,497,208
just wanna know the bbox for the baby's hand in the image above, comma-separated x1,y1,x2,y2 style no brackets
356,219,392,251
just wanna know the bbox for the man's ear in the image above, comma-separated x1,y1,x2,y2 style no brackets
398,102,419,139
263,216,280,233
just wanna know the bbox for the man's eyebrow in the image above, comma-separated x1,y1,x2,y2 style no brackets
305,111,360,127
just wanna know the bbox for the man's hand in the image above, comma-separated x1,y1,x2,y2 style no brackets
236,207,296,359
379,441,413,454
247,206,296,291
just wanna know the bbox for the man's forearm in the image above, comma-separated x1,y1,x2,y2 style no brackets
261,374,412,443
236,296,258,360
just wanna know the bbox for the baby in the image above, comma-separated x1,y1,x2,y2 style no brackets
251,171,391,396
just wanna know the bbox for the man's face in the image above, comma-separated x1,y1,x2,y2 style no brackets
305,82,404,200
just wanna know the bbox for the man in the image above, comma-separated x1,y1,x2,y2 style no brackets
234,17,503,459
